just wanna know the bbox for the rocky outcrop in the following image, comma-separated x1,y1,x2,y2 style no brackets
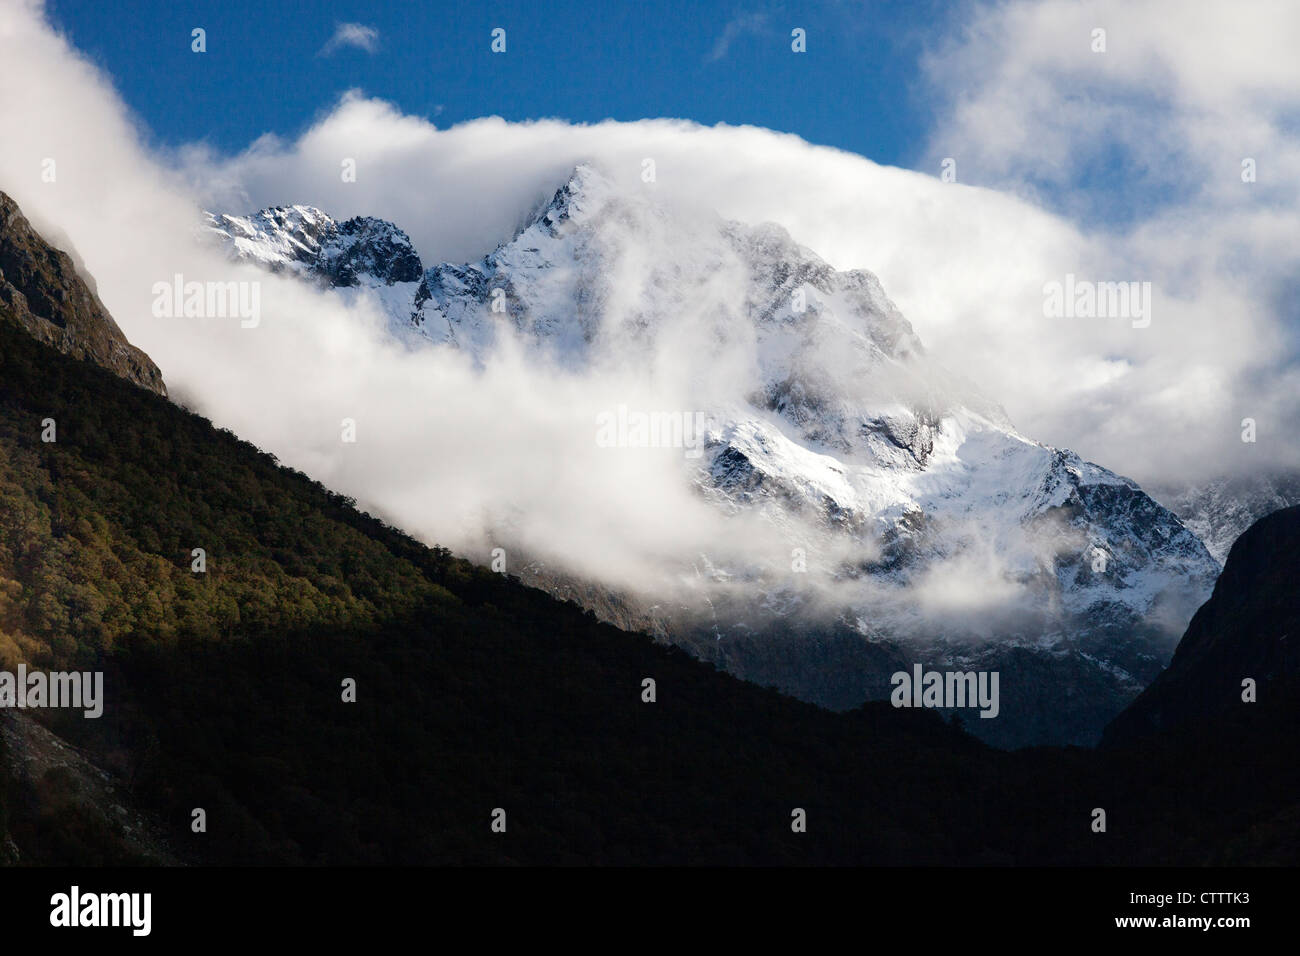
0,191,166,396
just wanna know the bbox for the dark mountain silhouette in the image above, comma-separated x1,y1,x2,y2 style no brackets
1104,506,1300,746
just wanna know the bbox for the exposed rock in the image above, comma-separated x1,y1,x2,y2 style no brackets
0,191,166,396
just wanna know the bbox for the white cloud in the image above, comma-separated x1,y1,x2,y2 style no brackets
705,12,768,63
318,22,379,57
918,0,1300,486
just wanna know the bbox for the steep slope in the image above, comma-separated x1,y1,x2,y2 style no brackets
1104,506,1300,745
0,710,178,865
0,191,166,396
204,165,1221,748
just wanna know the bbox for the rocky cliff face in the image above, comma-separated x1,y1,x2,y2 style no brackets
0,191,166,397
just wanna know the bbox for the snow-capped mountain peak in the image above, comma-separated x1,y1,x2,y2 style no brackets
202,164,1221,747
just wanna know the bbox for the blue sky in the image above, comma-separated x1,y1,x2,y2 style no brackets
46,0,951,168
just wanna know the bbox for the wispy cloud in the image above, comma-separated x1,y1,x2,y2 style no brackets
705,12,768,63
317,22,379,57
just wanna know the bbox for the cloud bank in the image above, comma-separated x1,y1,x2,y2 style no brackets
918,0,1300,487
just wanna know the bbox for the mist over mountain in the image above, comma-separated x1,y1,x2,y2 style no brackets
0,0,1281,754
205,165,1221,747
0,0,1285,750
4,0,1300,904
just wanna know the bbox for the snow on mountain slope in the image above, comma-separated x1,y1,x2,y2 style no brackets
203,164,1221,747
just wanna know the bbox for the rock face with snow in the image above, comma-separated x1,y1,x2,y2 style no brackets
204,165,1221,748
204,205,423,287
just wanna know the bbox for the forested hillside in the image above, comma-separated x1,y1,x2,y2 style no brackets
1,321,1296,865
